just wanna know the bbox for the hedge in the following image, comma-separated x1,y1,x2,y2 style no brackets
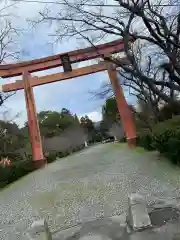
137,116,180,165
0,144,85,189
136,130,154,151
46,144,85,163
0,160,34,188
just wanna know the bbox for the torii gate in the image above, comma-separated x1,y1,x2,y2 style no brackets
0,39,136,168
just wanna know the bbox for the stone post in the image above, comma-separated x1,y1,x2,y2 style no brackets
26,219,52,240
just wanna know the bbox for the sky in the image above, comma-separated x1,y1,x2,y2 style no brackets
0,0,136,126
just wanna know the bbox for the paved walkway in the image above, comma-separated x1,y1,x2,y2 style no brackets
1,143,180,239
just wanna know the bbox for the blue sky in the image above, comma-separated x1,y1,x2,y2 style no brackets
0,0,135,126
0,0,177,126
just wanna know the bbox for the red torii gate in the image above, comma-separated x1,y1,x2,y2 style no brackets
0,39,136,168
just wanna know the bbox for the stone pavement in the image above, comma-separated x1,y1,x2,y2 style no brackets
1,143,180,239
26,193,180,240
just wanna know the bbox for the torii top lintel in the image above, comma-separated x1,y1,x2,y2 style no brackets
0,38,132,78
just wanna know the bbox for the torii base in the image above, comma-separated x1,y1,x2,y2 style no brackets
33,159,47,170
127,138,136,149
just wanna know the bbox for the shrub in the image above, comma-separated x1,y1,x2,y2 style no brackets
136,128,154,151
119,136,126,143
137,116,180,165
164,135,180,164
151,116,180,156
46,151,57,163
151,129,173,153
0,166,11,188
152,115,180,133
7,161,34,184
0,160,35,188
0,152,24,162
45,147,84,163
0,144,85,189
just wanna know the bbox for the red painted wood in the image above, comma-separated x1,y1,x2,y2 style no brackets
106,63,136,147
23,71,45,162
0,38,134,78
2,62,107,92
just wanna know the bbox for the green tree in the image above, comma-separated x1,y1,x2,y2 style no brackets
0,120,28,160
102,98,119,125
60,108,77,130
99,120,109,140
80,115,94,132
37,111,61,137
37,109,79,138
74,114,80,125
80,115,95,142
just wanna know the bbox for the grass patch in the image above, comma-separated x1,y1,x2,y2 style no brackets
109,142,128,148
111,142,146,154
134,146,146,153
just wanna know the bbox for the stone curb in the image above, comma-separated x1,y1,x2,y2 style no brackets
128,193,152,231
25,194,158,239
26,219,52,240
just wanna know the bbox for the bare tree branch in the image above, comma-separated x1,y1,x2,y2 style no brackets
30,0,180,107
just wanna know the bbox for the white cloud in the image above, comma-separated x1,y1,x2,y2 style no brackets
87,111,102,122
0,0,129,128
79,110,102,122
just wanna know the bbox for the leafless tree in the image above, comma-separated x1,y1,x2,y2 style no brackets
0,1,20,108
34,0,180,104
43,125,87,153
108,121,124,140
0,109,21,123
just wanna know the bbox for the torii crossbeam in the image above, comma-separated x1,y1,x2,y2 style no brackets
0,39,136,168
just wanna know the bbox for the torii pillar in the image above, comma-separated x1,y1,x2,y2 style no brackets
23,71,45,168
106,63,136,148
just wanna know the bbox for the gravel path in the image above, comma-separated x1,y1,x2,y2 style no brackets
1,143,180,239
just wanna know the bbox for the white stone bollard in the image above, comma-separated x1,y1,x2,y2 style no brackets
128,193,152,231
26,219,52,240
84,141,88,147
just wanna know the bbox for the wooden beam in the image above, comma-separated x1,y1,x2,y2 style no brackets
0,38,132,78
106,62,136,147
23,71,44,164
2,61,107,92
